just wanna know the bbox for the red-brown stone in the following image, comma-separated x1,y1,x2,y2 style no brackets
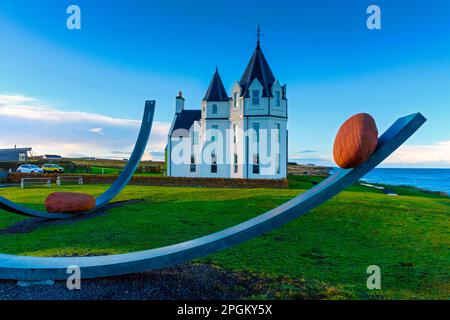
45,192,96,213
333,113,379,169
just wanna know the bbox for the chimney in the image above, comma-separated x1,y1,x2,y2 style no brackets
175,91,185,114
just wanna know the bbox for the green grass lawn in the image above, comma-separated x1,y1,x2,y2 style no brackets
90,167,121,175
88,167,164,176
0,175,448,299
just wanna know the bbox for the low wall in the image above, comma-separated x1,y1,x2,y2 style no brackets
7,173,288,189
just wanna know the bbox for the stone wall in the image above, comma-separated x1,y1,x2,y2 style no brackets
287,164,331,177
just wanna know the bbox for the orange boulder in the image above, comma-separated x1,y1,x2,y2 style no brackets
45,192,96,213
333,113,379,169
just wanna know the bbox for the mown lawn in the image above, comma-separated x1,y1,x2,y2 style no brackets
0,176,448,299
89,167,164,176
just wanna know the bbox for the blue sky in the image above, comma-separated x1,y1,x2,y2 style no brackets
0,0,449,167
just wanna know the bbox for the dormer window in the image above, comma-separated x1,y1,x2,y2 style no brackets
252,90,260,105
212,104,218,114
275,91,281,107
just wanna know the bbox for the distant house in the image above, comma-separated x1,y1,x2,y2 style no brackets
43,154,63,160
0,147,32,162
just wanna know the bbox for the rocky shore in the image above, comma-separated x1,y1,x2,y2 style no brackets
288,164,331,177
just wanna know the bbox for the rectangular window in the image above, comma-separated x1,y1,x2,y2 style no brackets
275,91,281,107
234,153,238,173
253,153,260,174
233,124,238,144
275,123,281,144
233,92,238,108
211,153,217,173
190,155,196,172
192,131,199,145
252,90,260,105
253,123,260,143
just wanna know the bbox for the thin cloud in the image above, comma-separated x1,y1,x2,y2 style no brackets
89,128,104,135
298,150,317,154
0,98,139,126
385,140,450,166
0,94,170,160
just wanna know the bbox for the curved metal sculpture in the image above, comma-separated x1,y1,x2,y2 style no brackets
0,100,156,220
0,113,426,281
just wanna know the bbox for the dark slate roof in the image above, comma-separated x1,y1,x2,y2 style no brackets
239,44,276,98
203,69,229,101
170,110,201,137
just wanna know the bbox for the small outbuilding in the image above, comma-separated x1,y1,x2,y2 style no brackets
43,154,62,160
0,147,32,162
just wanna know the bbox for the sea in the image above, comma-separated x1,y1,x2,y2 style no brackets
358,168,450,196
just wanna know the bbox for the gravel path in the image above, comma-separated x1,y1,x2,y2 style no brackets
0,263,266,300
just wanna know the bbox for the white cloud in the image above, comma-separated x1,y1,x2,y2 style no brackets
89,128,104,135
0,94,170,160
0,94,35,104
384,140,450,167
0,96,139,126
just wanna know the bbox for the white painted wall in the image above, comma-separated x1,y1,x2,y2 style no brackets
202,100,230,119
199,118,231,178
243,117,287,179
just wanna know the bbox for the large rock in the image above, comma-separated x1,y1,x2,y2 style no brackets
45,192,96,213
333,113,379,169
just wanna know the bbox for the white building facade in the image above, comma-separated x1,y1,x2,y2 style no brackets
166,40,288,179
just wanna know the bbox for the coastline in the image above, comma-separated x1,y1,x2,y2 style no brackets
326,167,450,197
360,168,450,196
359,181,449,198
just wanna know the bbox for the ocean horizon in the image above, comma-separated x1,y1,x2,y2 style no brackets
355,168,450,196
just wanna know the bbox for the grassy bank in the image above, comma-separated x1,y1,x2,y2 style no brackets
89,167,164,176
0,176,448,299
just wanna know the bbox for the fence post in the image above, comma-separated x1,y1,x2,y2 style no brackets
21,178,24,189
79,177,83,185
56,177,61,186
47,179,51,188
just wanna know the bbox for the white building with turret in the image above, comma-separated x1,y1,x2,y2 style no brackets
166,37,288,179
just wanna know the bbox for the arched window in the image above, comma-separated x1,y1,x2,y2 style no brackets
212,104,218,114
